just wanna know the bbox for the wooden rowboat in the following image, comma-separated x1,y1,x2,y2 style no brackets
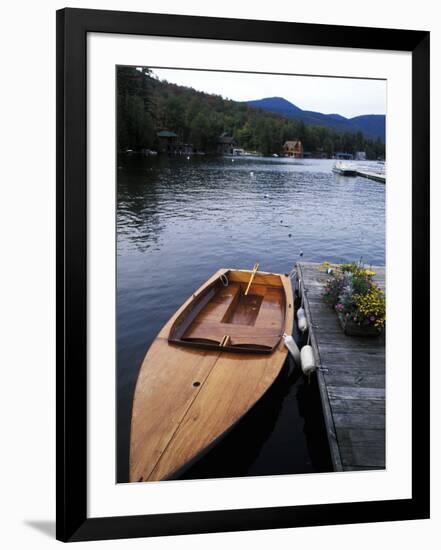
129,267,294,482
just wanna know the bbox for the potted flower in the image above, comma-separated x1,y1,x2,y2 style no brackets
322,262,385,336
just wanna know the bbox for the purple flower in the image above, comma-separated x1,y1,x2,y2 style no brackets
370,315,376,321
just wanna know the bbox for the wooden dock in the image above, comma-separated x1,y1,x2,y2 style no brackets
296,262,385,472
356,169,386,184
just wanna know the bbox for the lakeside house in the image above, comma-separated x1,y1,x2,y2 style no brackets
283,140,303,158
217,133,237,155
157,131,195,155
157,130,178,153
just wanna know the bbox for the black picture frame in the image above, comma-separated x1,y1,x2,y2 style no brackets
56,8,430,542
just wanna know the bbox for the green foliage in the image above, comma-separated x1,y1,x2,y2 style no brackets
117,66,386,158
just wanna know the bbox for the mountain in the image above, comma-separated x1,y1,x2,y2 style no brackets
245,97,385,141
246,97,303,118
349,115,385,142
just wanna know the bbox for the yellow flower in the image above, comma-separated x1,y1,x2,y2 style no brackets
354,287,386,327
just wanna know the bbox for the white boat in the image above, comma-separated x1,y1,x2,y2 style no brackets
332,161,358,176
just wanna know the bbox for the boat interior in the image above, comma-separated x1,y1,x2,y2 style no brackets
169,270,287,353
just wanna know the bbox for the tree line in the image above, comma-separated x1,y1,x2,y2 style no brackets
117,66,385,159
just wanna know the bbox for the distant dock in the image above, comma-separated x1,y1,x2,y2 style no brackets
332,161,386,183
356,169,386,184
296,262,385,472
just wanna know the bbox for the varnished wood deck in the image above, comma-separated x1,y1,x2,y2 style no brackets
297,262,385,472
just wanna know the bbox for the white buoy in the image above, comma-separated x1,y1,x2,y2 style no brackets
297,307,308,332
283,334,300,366
300,345,316,376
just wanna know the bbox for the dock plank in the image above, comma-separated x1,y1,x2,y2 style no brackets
297,262,385,472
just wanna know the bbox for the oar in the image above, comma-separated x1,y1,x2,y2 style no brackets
244,263,259,296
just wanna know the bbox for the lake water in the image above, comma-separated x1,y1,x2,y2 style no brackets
117,155,385,482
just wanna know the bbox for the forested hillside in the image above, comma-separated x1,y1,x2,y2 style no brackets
117,67,385,159
246,97,385,141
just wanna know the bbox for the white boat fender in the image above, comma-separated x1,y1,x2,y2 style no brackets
300,345,316,376
283,334,300,366
297,307,308,332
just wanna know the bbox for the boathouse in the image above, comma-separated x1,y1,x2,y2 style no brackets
217,132,237,155
335,152,354,160
283,140,303,158
157,130,178,153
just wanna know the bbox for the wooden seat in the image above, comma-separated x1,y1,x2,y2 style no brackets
182,282,284,349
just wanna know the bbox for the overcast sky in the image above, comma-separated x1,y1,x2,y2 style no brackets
150,68,386,119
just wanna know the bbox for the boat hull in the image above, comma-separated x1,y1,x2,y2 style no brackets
332,168,358,176
129,268,294,482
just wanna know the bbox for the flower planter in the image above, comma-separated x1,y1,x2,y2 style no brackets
336,312,382,337
322,263,386,337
